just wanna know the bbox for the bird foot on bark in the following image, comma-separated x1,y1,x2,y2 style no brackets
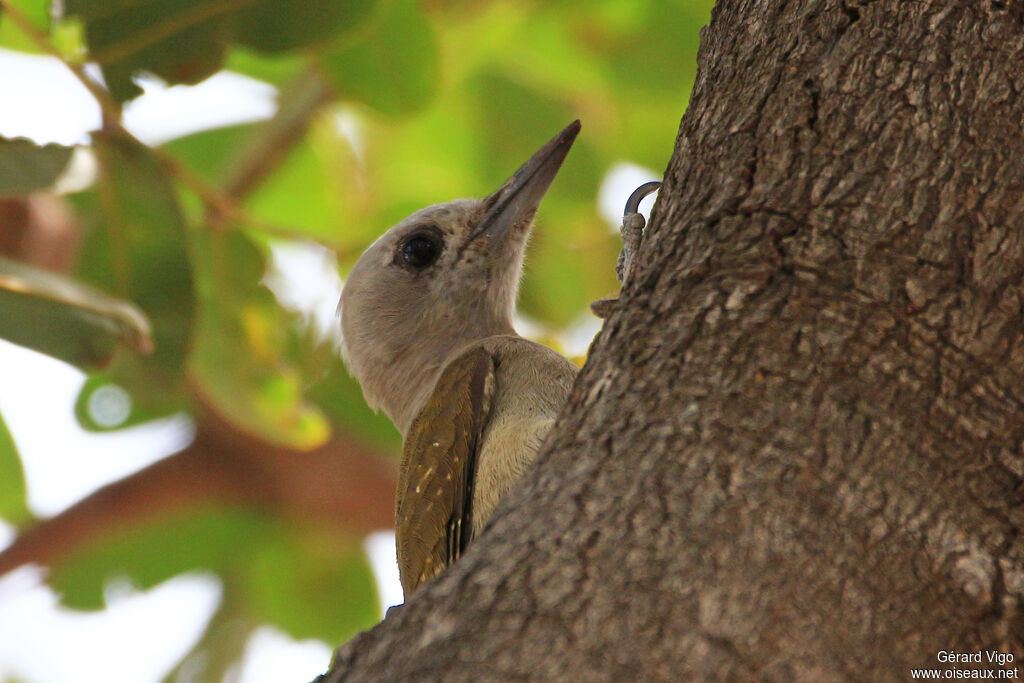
591,181,662,318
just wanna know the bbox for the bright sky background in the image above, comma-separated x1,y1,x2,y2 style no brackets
0,46,657,683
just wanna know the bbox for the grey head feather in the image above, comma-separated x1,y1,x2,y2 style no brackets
339,199,524,435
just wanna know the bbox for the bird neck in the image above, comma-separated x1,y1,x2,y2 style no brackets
363,314,516,437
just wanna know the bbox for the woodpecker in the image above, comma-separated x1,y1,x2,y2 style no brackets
340,121,581,598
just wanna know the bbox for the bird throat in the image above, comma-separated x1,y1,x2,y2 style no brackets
364,318,515,436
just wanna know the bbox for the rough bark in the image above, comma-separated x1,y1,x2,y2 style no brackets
321,0,1024,680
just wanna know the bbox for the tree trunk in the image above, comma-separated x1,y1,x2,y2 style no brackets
320,0,1024,680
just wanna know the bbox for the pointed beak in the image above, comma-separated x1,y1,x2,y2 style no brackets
471,119,580,241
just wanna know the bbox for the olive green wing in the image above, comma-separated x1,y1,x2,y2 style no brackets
395,346,495,597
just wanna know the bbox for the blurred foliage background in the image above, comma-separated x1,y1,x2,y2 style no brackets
0,0,711,679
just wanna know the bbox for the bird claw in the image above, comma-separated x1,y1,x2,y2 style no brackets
592,180,662,319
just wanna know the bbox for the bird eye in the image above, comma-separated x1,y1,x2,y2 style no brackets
400,232,442,269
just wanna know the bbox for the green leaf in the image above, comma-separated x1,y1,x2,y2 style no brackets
187,230,329,449
72,374,176,431
601,0,710,96
470,71,579,186
0,0,49,53
224,46,304,87
307,359,401,453
163,118,349,245
49,506,379,646
74,130,195,415
64,0,377,102
0,256,152,368
321,0,439,116
518,208,616,327
160,122,251,193
160,123,253,187
244,132,342,242
50,507,265,609
0,410,30,525
65,0,231,102
245,525,378,642
233,0,375,53
0,138,73,198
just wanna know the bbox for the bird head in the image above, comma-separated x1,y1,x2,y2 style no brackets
340,120,580,433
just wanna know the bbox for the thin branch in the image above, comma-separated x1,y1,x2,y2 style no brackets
0,415,397,575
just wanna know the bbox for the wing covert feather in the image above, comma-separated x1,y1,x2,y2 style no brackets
396,346,495,597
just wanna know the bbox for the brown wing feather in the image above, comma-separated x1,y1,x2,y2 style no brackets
395,346,495,597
